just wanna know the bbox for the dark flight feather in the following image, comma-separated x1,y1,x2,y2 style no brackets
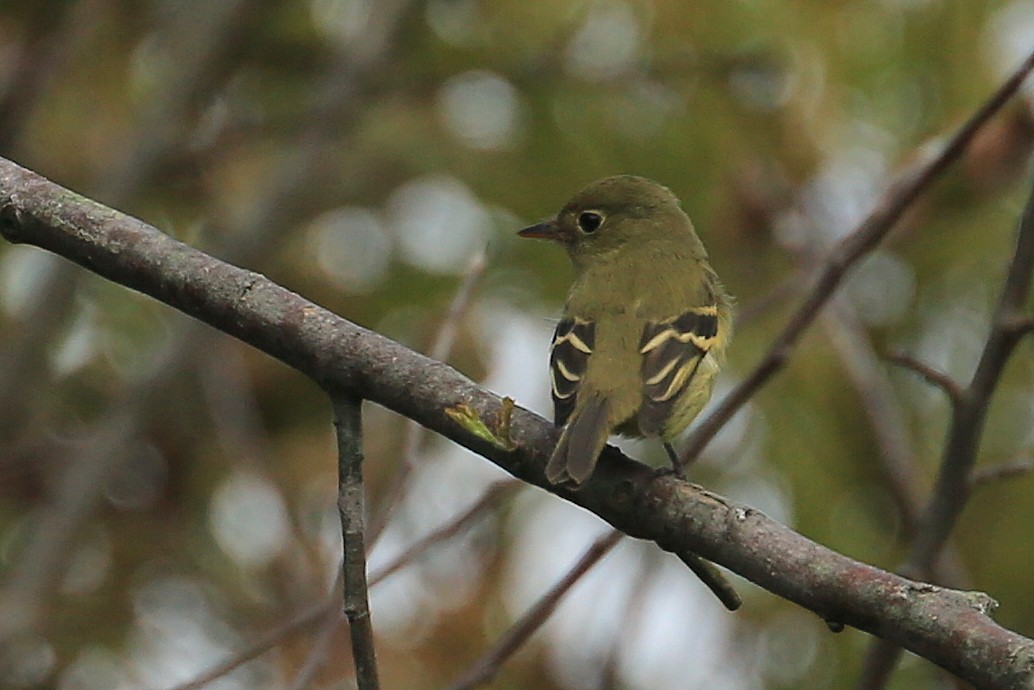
549,317,595,426
637,307,718,436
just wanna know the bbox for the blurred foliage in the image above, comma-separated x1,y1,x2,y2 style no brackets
1,0,1034,689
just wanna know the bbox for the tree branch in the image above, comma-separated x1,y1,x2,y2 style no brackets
2,158,1034,688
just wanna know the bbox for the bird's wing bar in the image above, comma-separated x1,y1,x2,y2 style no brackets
637,306,718,436
549,317,595,426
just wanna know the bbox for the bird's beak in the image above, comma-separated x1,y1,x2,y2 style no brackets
518,220,561,241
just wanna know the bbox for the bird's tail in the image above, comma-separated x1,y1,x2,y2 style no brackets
545,394,611,487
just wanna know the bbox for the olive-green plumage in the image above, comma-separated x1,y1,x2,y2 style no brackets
519,175,732,487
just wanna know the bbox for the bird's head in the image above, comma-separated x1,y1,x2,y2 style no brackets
518,175,701,266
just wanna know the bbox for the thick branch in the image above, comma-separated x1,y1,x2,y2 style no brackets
2,159,1033,688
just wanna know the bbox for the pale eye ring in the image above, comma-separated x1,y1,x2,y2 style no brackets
577,211,604,233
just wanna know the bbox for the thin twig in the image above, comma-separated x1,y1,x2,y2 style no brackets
776,218,931,543
273,231,478,688
332,395,379,690
597,555,658,690
886,351,965,410
823,303,925,532
428,252,489,364
369,479,520,586
443,530,624,690
675,551,741,611
368,251,488,545
732,268,808,328
678,47,1034,469
286,597,343,690
163,600,332,690
969,457,1034,489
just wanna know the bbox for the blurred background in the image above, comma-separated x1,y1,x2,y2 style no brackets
1,1,1034,688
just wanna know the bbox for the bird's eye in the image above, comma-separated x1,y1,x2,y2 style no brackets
577,211,604,234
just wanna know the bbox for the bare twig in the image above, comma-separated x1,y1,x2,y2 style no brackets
370,479,520,586
732,268,808,327
427,252,490,364
444,530,624,690
823,302,926,532
826,304,961,690
597,555,658,690
674,550,741,611
1002,314,1034,336
969,456,1034,489
255,207,470,682
886,351,965,410
678,47,1034,468
368,251,488,545
286,598,343,690
331,250,488,688
163,600,332,690
332,395,379,690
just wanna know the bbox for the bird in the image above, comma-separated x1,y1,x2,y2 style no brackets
518,175,732,487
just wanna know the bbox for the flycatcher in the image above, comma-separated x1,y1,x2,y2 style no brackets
518,175,732,487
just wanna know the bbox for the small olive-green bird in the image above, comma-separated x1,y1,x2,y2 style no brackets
519,175,733,487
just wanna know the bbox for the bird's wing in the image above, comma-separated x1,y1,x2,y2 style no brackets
549,316,595,427
637,305,719,436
